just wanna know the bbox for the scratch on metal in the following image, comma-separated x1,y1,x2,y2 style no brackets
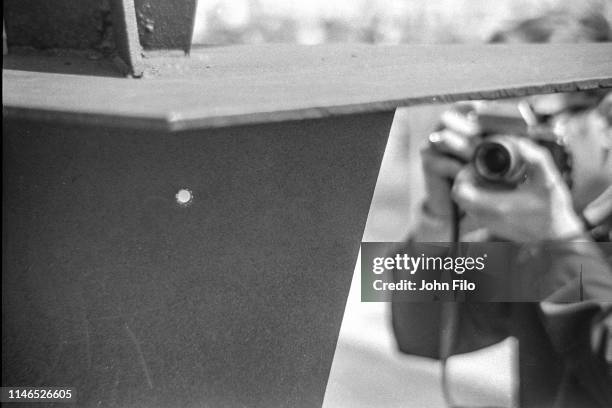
123,321,154,389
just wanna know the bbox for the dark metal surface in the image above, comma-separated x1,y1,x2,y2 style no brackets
2,112,392,407
2,53,124,78
3,0,110,50
134,0,197,53
110,0,144,76
4,44,612,131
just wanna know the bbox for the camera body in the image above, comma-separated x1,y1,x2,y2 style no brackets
472,103,573,188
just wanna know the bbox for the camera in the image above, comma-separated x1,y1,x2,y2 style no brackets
473,135,527,185
471,102,573,188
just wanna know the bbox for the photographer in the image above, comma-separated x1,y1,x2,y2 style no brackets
391,12,612,408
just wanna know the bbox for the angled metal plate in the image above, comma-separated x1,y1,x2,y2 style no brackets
3,112,392,407
3,43,612,131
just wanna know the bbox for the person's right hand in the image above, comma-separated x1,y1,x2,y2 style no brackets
420,104,480,220
452,138,585,242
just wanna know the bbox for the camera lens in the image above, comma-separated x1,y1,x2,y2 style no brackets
478,143,511,175
474,137,525,185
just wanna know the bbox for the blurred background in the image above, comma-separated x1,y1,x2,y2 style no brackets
191,1,611,407
192,0,612,46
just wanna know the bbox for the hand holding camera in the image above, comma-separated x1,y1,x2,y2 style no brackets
419,104,480,222
423,102,584,242
452,137,584,241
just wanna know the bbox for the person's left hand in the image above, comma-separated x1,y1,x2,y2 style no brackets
451,138,585,242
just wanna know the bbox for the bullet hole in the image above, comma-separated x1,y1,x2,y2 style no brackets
176,189,193,206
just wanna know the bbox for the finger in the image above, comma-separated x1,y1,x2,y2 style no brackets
421,146,464,179
451,167,508,215
429,129,476,162
512,138,563,186
597,92,612,122
440,104,482,136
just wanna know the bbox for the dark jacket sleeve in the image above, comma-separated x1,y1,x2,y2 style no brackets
538,241,612,407
392,300,511,359
391,240,510,358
